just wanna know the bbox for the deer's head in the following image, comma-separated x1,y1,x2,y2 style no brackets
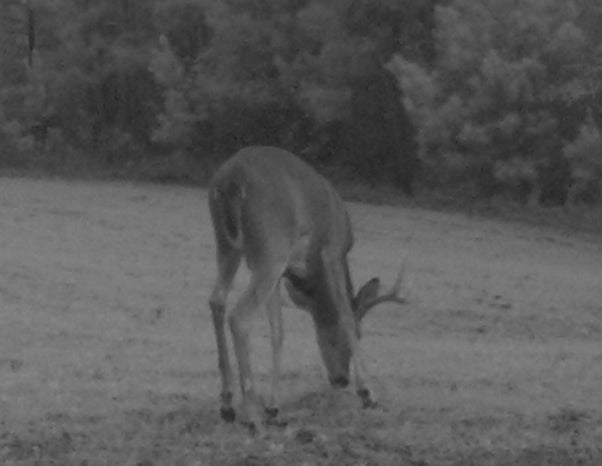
286,266,406,388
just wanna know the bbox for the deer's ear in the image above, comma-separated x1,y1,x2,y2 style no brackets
354,278,380,321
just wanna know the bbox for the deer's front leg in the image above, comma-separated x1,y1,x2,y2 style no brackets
351,347,378,408
320,250,378,409
228,260,286,433
342,315,377,408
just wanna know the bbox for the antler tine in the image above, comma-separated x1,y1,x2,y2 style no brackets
364,262,408,310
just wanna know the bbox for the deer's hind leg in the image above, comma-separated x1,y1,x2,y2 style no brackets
228,256,286,432
209,243,241,422
265,291,284,424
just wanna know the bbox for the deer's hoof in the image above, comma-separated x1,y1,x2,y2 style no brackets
265,407,288,427
220,406,236,423
247,421,258,435
245,420,267,437
358,388,378,409
331,375,350,388
363,398,378,409
265,406,279,420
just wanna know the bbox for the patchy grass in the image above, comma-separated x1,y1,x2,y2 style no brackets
0,177,601,465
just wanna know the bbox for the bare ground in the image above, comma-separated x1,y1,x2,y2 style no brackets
0,177,601,465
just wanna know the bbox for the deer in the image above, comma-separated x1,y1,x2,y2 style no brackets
207,146,406,432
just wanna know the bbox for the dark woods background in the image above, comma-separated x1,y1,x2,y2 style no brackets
1,0,601,205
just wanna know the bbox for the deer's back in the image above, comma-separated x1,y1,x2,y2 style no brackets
208,146,353,267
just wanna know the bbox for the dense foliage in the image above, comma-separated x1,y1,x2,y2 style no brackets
1,0,601,204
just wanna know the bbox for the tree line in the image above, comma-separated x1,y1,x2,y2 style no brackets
1,0,601,205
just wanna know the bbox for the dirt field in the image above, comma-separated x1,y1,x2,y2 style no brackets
1,177,601,465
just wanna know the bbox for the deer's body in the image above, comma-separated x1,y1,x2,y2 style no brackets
208,146,404,431
210,146,352,276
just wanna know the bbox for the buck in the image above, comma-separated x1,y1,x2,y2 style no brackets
208,146,406,431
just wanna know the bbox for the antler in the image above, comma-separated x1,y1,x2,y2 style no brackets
363,263,408,311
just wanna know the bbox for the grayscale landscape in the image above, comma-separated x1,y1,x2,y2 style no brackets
1,177,600,465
